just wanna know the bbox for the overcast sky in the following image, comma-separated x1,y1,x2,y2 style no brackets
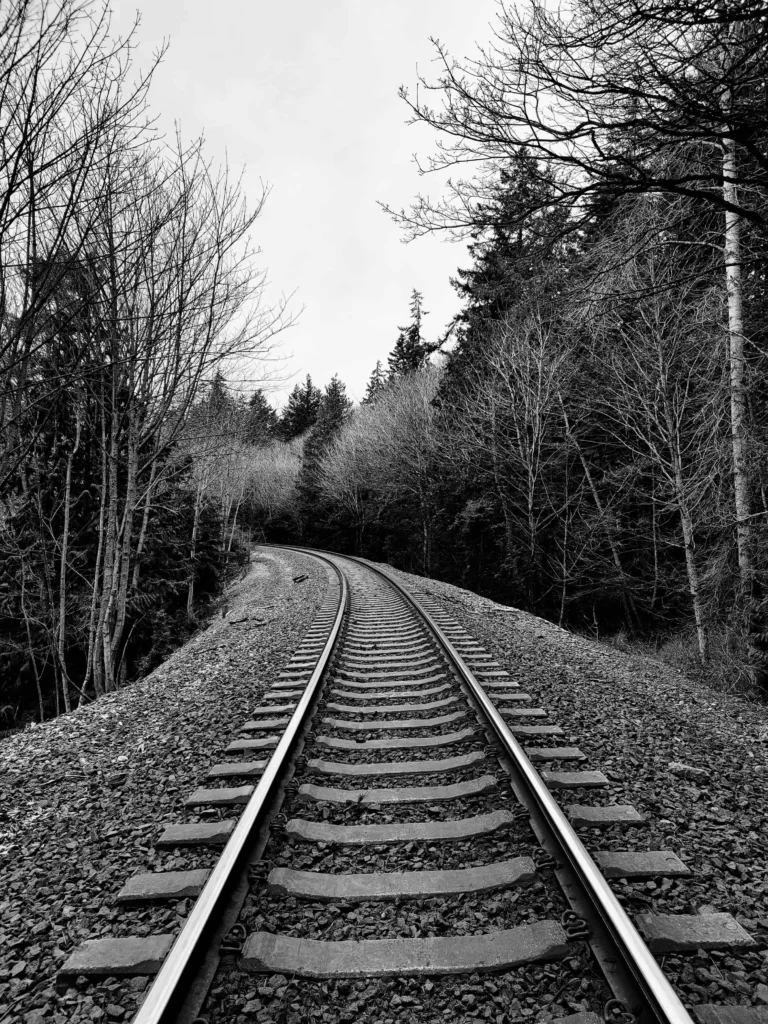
110,0,498,404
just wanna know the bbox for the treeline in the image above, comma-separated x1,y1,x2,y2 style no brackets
0,2,286,724
251,2,768,691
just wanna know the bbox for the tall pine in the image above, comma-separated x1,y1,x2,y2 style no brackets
388,289,432,379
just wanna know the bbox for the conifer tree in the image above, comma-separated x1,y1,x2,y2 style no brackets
207,371,232,417
363,360,388,404
388,289,433,379
245,389,278,445
279,375,322,440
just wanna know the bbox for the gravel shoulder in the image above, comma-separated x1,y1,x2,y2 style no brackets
0,548,329,1024
366,558,768,1009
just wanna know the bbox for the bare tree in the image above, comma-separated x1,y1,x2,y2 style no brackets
386,0,767,604
320,406,380,554
0,1,161,486
318,370,441,573
247,439,302,538
582,197,729,661
80,135,285,690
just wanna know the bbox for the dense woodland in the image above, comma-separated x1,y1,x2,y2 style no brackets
245,2,768,695
3,0,768,725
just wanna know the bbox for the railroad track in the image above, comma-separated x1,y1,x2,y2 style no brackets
57,548,765,1024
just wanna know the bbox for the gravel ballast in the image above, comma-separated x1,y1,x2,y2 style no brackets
367,558,768,1014
6,547,768,1024
0,549,329,1024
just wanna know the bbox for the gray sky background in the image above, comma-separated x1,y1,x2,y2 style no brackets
110,0,498,404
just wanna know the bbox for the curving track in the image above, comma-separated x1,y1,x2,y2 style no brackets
57,548,765,1024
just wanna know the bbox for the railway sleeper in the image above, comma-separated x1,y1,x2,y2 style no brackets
297,773,498,804
264,855,537,900
239,920,571,978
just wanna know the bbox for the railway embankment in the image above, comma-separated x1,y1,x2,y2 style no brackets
2,549,768,1024
0,549,327,1024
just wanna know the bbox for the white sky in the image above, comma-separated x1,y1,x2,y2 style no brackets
109,0,499,404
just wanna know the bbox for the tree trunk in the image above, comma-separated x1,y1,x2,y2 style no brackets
187,489,203,621
650,468,660,610
662,395,708,662
109,409,140,683
97,400,120,693
722,135,752,597
84,395,108,700
489,406,516,563
227,495,243,553
131,457,158,591
678,496,708,663
21,571,45,723
559,454,570,628
57,407,82,713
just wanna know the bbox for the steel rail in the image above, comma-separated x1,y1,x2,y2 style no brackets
339,553,695,1024
132,553,348,1024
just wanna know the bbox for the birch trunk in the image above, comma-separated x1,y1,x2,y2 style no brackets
660,384,708,662
722,135,752,597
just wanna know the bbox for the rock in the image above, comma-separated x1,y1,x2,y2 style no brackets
755,983,768,1004
668,761,710,781
24,1010,49,1024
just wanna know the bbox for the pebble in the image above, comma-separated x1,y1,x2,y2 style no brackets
668,761,711,781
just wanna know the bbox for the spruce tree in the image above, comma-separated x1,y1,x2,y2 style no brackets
279,374,322,440
207,371,233,416
363,360,387,404
245,389,278,445
387,289,432,379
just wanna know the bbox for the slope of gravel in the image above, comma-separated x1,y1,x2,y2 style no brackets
366,558,768,1012
0,548,329,1024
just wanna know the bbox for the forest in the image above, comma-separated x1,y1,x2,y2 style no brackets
0,2,289,726
244,2,768,696
3,0,768,726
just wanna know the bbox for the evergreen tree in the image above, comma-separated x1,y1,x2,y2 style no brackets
363,360,387,404
245,388,278,445
279,375,322,440
388,289,433,379
207,371,233,417
439,156,573,409
298,375,352,541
